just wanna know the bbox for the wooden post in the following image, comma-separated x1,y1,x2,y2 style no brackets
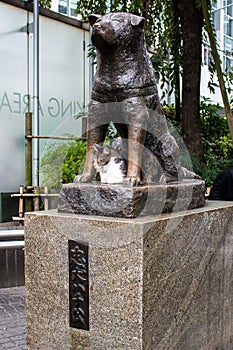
25,112,33,212
33,186,40,212
44,186,49,211
19,185,24,219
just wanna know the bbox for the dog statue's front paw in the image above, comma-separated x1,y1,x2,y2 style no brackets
123,176,141,187
74,174,93,183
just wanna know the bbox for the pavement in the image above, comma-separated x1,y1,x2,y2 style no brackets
0,287,26,349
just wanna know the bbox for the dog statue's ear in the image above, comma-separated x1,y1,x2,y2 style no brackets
89,14,101,26
130,14,145,28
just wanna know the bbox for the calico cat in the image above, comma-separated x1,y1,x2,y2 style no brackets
93,144,127,184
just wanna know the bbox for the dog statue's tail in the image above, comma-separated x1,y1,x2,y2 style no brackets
181,167,202,179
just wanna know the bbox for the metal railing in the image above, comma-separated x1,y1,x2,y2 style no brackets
0,229,25,249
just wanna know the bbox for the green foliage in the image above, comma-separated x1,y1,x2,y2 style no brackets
40,138,86,192
164,104,178,122
76,0,107,19
73,102,88,119
87,44,97,65
164,100,233,187
200,98,228,140
200,99,233,186
76,0,151,19
61,140,87,183
105,122,118,141
201,150,233,187
39,0,51,9
147,1,182,100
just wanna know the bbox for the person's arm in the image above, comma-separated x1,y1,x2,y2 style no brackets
208,172,226,200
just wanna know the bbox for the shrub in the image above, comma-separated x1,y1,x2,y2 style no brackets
164,100,233,187
40,138,86,193
61,140,86,184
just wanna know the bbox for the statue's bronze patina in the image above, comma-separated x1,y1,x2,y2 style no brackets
58,12,206,218
76,12,182,186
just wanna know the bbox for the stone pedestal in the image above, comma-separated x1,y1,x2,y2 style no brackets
25,201,233,349
57,179,205,218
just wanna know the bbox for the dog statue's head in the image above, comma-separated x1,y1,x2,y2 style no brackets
89,12,145,51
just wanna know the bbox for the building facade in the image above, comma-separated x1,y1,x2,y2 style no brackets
201,0,233,103
0,0,90,194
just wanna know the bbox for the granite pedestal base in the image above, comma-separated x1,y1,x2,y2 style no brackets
25,201,233,349
57,179,205,218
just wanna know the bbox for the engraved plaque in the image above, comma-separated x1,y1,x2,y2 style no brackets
68,240,89,330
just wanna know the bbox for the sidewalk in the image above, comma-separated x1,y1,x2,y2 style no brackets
0,287,26,349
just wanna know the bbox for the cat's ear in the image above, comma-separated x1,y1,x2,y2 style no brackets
93,144,102,154
103,147,110,155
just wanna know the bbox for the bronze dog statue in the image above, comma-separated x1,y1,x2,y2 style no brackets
76,12,182,186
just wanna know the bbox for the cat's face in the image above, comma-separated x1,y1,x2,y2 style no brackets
93,144,112,166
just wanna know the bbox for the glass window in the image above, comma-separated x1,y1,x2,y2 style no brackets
227,0,233,16
225,17,233,36
203,46,214,69
70,1,77,17
58,0,68,15
228,19,233,36
212,10,221,31
212,2,217,10
224,15,228,35
204,47,208,66
224,55,233,72
224,36,233,53
208,51,214,70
